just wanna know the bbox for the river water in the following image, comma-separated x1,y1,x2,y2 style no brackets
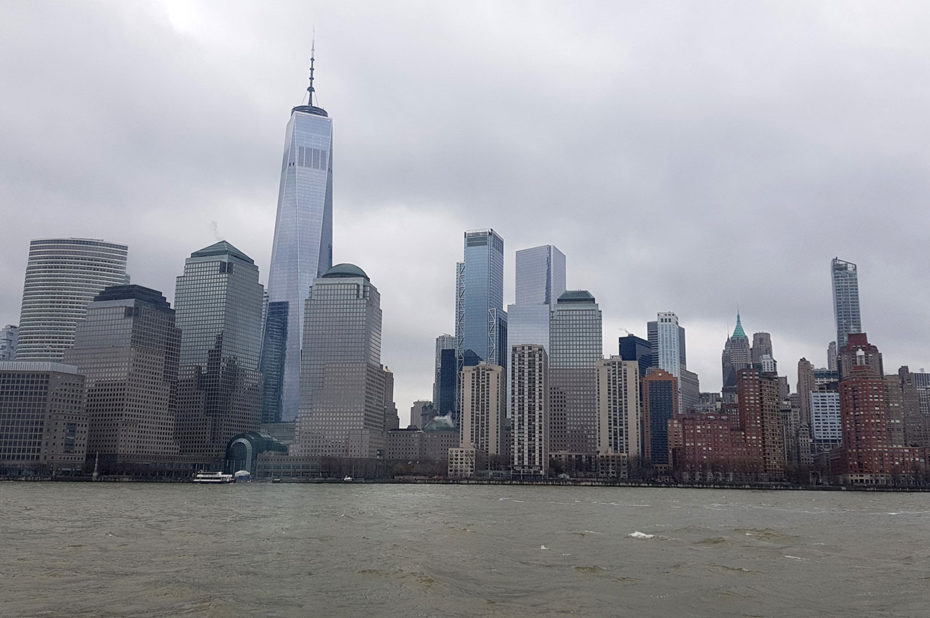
1,483,927,616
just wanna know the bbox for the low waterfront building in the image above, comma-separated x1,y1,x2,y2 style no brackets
0,361,87,474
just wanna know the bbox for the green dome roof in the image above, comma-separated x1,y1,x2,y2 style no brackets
322,263,369,280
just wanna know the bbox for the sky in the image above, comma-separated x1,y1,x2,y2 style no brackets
3,1,930,422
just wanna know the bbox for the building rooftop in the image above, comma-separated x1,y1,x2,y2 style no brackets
557,290,595,303
94,285,170,309
191,241,254,264
321,263,369,281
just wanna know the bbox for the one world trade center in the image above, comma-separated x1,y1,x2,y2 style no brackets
264,50,333,422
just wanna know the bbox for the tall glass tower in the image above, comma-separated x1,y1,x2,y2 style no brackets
454,229,506,420
831,257,861,352
455,229,506,366
266,50,334,422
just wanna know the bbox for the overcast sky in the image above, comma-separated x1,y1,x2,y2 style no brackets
3,2,930,421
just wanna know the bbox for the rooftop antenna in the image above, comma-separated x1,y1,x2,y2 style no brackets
308,34,316,106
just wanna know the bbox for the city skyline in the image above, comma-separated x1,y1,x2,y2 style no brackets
4,3,930,413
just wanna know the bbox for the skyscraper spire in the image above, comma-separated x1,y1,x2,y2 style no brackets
732,312,747,340
308,38,316,106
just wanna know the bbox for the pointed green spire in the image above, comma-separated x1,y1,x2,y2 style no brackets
732,312,747,339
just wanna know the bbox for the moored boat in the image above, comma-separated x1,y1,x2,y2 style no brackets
193,471,234,484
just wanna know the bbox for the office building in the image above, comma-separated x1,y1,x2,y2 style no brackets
507,245,565,418
751,332,773,366
259,301,288,423
0,325,17,361
295,264,386,458
0,361,87,473
618,334,652,378
721,313,751,390
511,344,548,476
64,285,181,464
433,334,454,405
174,241,264,462
16,238,128,361
435,346,457,416
549,290,602,455
455,229,506,373
459,363,504,456
642,369,678,466
831,258,861,353
514,244,566,306
265,51,334,422
596,357,641,458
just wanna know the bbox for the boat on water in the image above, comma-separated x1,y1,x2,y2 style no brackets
193,471,234,484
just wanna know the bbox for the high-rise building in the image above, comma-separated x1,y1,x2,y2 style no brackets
459,363,504,456
507,245,565,418
648,315,686,375
265,52,334,422
827,341,838,372
810,391,842,449
455,229,506,369
596,357,641,458
259,301,288,423
0,361,87,473
435,347,457,416
511,344,548,476
737,367,785,480
0,325,17,361
618,334,652,378
514,245,566,306
751,332,773,366
797,358,814,427
410,400,435,429
174,241,264,462
64,285,180,465
831,258,862,352
549,290,602,455
721,313,751,390
837,332,883,380
16,239,128,361
643,368,678,466
295,264,386,458
433,334,454,404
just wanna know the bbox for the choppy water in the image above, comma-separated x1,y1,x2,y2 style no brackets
1,483,928,616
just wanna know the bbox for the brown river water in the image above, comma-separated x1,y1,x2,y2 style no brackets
1,483,928,616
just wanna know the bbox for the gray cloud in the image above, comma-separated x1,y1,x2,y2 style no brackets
3,2,930,415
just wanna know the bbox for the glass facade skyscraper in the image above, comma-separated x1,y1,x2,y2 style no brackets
454,229,506,420
831,257,861,352
173,241,264,462
16,238,128,361
514,245,566,306
266,61,334,423
456,229,505,365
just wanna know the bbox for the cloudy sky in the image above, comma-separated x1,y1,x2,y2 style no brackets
3,2,930,419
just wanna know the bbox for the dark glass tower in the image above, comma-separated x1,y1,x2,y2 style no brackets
259,301,289,423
